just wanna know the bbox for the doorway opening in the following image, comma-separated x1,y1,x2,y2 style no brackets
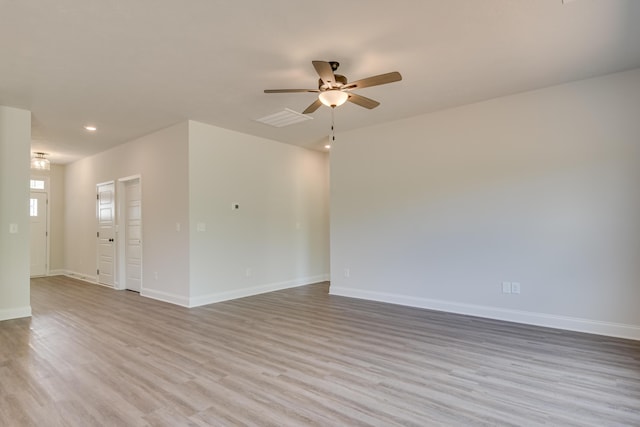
30,176,49,277
117,176,142,292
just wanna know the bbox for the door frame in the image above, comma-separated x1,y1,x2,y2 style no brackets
116,174,143,291
30,174,50,277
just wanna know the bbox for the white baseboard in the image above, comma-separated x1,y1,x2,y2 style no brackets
48,271,329,309
56,271,189,306
189,274,329,308
0,306,32,321
61,270,99,284
48,269,67,276
329,286,640,341
142,288,190,307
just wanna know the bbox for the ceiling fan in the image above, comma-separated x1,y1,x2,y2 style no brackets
264,60,402,114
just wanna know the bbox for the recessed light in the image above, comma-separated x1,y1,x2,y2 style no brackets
84,125,97,131
324,145,331,149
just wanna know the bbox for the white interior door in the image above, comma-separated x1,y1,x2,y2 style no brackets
97,182,115,286
125,179,142,292
30,191,47,277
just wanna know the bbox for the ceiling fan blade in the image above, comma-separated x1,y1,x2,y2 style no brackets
347,93,380,109
312,60,337,89
342,71,402,90
264,89,319,93
302,99,323,114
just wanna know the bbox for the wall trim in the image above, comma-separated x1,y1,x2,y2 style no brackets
48,269,67,276
62,271,117,291
142,288,190,307
61,270,99,284
329,286,640,341
55,270,190,307
50,271,330,309
0,306,32,321
189,274,330,308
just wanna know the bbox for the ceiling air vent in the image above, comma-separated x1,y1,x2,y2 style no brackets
255,108,313,128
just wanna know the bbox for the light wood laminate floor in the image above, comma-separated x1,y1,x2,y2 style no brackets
1,276,640,426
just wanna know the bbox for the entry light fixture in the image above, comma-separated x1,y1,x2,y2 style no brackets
318,90,348,108
84,125,97,131
31,152,50,171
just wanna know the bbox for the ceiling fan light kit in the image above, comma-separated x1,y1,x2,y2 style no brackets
264,60,402,114
318,90,348,108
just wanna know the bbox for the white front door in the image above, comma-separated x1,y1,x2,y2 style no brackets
97,182,115,286
125,179,142,292
30,191,47,277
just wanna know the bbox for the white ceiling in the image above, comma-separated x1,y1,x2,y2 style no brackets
2,0,640,164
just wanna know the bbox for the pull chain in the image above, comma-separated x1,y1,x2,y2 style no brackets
331,107,336,146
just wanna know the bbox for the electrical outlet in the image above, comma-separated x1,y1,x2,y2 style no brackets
245,267,252,277
511,282,521,294
502,282,512,294
344,268,350,278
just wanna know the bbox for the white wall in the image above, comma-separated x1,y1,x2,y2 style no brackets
188,121,329,306
62,120,329,308
64,122,191,305
330,69,640,339
0,106,31,320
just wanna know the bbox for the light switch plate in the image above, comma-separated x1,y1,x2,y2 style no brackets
511,282,521,294
502,281,512,294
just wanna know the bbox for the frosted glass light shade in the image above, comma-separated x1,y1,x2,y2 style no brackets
31,152,50,171
319,90,348,108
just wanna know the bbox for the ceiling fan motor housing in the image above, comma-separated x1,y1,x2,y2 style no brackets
319,74,347,91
